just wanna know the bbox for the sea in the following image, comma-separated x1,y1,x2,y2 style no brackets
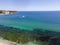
0,11,60,31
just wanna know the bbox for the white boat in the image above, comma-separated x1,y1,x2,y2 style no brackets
22,16,25,18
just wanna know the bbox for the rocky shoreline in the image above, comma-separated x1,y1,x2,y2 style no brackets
0,10,17,15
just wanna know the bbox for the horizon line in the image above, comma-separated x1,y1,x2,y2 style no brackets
0,10,60,11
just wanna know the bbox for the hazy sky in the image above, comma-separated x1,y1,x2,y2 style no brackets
0,0,60,11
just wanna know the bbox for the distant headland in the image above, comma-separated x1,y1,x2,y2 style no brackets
0,10,17,15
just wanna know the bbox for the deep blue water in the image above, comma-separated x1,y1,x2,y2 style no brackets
0,11,60,31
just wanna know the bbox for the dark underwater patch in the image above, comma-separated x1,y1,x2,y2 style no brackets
0,25,60,45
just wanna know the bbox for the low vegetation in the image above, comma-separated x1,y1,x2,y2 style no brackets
0,25,60,45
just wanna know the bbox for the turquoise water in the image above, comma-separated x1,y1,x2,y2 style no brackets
0,11,60,31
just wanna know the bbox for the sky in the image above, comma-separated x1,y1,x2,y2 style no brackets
0,0,60,11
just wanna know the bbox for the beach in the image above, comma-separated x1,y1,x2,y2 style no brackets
0,38,39,45
0,38,17,45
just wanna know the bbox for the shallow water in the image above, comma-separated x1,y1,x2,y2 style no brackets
0,11,60,31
